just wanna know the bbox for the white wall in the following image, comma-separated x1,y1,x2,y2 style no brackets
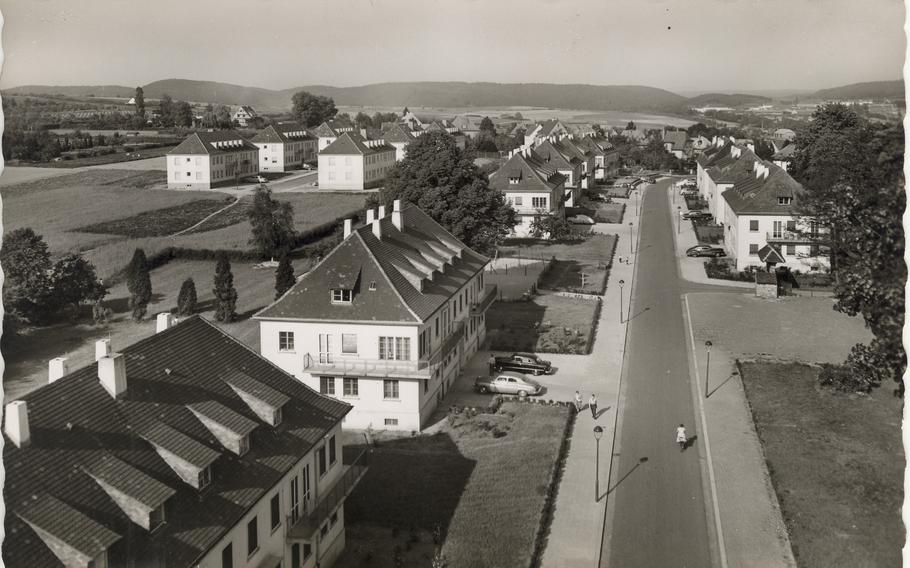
318,154,365,190
167,154,212,189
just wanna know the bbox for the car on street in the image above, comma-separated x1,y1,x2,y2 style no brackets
301,163,315,170
474,372,544,397
686,245,726,257
568,214,595,225
682,211,711,220
494,352,554,375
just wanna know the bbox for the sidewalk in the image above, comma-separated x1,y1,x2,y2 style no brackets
538,204,641,567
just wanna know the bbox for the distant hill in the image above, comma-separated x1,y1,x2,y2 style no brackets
686,93,772,108
809,80,904,101
141,79,290,108
3,85,135,98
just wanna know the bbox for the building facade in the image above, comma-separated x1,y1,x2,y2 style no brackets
232,106,257,127
489,148,568,237
167,130,259,189
252,122,318,172
317,132,396,190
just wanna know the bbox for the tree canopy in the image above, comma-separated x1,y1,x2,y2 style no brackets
126,248,152,321
176,278,198,316
378,130,516,254
134,86,145,117
248,187,296,259
291,91,338,127
1,228,54,324
479,116,495,133
213,253,238,323
275,255,296,300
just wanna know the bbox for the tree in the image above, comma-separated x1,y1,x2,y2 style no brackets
291,91,337,127
592,123,605,138
134,86,145,118
126,248,152,321
176,278,198,316
274,255,296,299
790,104,905,393
50,254,106,315
529,212,572,240
173,101,193,127
354,112,372,129
248,187,296,258
475,134,498,152
158,94,174,127
626,121,636,130
212,254,238,322
479,116,496,134
214,105,232,129
378,130,516,254
0,228,54,324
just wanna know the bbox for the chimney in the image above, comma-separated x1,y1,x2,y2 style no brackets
4,401,30,448
49,357,69,383
378,205,386,219
344,218,353,238
372,218,382,240
95,338,112,361
360,128,368,138
366,208,375,224
156,312,177,333
392,200,403,230
98,353,127,399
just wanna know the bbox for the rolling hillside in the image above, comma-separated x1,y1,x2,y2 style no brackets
809,80,904,101
686,93,772,107
2,85,135,98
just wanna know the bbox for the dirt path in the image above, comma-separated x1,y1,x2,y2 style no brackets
169,196,243,237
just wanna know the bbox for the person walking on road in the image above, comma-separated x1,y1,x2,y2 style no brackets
589,394,598,418
574,391,583,412
676,424,688,452
488,354,496,375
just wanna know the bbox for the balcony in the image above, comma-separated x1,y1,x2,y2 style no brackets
765,231,828,245
471,284,498,316
286,449,370,540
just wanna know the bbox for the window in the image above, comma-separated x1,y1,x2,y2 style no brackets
290,475,300,523
514,196,523,206
328,171,335,180
222,543,233,568
343,378,359,397
320,377,335,395
292,543,301,568
239,435,249,456
369,281,377,291
318,445,327,476
379,336,410,360
330,511,338,526
509,176,520,184
247,516,258,556
328,157,336,166
384,418,399,426
345,156,352,166
173,157,180,165
786,220,796,232
319,334,332,364
345,171,352,180
199,466,212,489
272,406,282,427
149,504,166,531
749,220,759,232
279,331,294,351
342,333,357,354
786,244,796,255
772,221,783,239
749,244,759,255
435,318,439,338
320,522,329,538
270,493,281,531
778,197,792,205
329,435,337,465
186,171,192,177
384,380,400,400
303,543,312,561
196,171,202,180
332,289,353,303
532,197,547,209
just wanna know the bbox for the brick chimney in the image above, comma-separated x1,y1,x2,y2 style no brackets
98,353,127,399
49,357,69,383
95,338,112,361
4,401,30,448
392,200,403,230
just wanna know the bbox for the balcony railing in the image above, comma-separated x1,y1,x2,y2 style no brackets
471,284,498,316
286,449,370,540
765,231,828,245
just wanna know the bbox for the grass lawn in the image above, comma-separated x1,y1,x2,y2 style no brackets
340,402,571,568
486,293,600,354
739,361,903,568
76,198,236,237
484,260,550,301
33,144,176,168
694,224,723,244
605,186,631,198
499,234,616,295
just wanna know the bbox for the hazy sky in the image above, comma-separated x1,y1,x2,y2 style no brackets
0,0,905,93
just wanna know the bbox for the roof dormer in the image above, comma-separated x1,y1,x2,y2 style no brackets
83,454,176,532
221,369,290,427
187,400,258,456
138,421,220,490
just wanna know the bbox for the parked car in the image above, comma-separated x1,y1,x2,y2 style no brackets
474,372,544,397
494,353,554,375
301,163,315,170
256,175,268,183
682,211,711,220
567,214,595,225
590,193,610,202
686,245,726,257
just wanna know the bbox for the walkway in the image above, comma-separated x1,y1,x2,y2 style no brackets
169,196,242,236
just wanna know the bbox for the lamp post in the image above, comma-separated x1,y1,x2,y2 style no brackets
704,340,713,399
628,222,634,255
593,425,604,501
677,206,682,234
618,279,625,323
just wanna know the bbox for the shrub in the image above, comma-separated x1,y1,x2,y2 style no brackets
818,362,876,394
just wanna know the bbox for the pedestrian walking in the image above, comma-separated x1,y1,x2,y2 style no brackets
488,354,496,375
589,393,598,418
574,391,583,412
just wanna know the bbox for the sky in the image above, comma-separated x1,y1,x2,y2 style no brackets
0,0,905,94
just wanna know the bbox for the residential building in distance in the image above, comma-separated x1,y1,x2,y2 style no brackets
451,114,484,139
662,130,688,159
690,135,712,155
524,119,570,147
317,132,396,190
577,135,620,180
424,120,467,150
313,119,356,151
380,122,419,161
251,122,318,172
2,316,365,568
256,201,497,431
772,127,797,142
771,143,796,171
696,140,829,272
400,110,425,130
232,105,257,127
489,147,568,237
531,137,587,204
167,130,259,189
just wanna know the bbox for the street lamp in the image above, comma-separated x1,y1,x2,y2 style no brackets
593,425,604,501
704,340,713,399
618,279,625,323
628,222,634,255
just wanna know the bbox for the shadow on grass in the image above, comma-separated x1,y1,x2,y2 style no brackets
105,293,166,314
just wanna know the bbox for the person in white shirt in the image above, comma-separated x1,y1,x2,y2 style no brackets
676,424,688,451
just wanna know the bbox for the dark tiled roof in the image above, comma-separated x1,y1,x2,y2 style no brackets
17,493,122,559
313,119,354,138
251,123,315,144
222,369,291,409
489,151,566,194
772,144,796,159
705,143,804,215
256,205,488,323
3,317,349,567
320,132,396,156
139,421,220,469
168,130,258,156
532,140,581,171
663,130,687,151
187,400,258,436
83,454,177,510
381,122,417,144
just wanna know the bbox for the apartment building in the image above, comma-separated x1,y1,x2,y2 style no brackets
256,202,497,431
696,140,829,272
380,122,419,161
313,120,356,151
489,147,568,237
530,137,587,205
317,132,396,190
3,316,364,568
577,135,620,179
252,122,318,172
167,130,259,189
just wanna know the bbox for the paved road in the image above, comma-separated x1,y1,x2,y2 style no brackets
602,180,714,567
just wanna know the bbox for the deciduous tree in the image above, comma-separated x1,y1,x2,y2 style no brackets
479,116,495,134
291,91,338,127
248,187,296,259
212,254,238,322
126,248,152,321
529,212,572,240
50,254,106,315
158,94,174,127
173,101,193,128
176,278,198,316
0,228,54,324
274,255,295,299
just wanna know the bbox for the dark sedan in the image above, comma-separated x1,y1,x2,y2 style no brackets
686,245,726,257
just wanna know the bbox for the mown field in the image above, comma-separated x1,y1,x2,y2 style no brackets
340,402,571,568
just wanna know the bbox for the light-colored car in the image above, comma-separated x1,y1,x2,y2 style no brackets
567,214,595,225
256,175,268,183
474,372,543,397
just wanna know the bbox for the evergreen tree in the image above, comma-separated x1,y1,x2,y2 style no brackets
134,86,145,117
212,254,238,322
274,255,296,299
126,248,152,321
176,277,198,316
248,187,296,259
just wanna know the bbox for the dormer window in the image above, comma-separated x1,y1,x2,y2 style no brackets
369,281,377,291
149,505,166,532
239,435,250,456
272,406,283,427
778,197,792,205
509,176,520,184
198,466,212,490
332,289,353,303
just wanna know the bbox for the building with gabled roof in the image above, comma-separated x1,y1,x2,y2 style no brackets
530,136,589,204
662,130,688,159
380,122,419,161
232,105,257,127
451,114,484,138
524,119,570,147
576,135,620,179
313,119,356,151
3,316,365,568
317,132,396,190
489,147,567,237
251,122,317,172
771,143,796,171
166,129,259,189
255,202,496,431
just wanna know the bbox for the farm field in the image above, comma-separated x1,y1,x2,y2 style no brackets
340,402,571,568
0,166,78,186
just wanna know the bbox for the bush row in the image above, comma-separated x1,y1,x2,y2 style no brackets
530,404,576,567
703,258,757,282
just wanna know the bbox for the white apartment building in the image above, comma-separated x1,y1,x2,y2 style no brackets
489,147,567,237
167,130,259,189
313,120,356,151
2,316,364,568
317,132,396,190
255,202,497,431
252,122,318,172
